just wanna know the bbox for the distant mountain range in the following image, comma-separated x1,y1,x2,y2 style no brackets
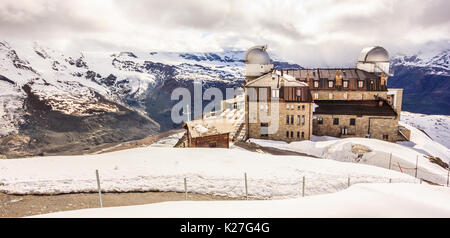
0,40,447,157
389,49,449,115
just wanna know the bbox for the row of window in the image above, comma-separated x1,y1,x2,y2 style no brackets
313,80,364,88
286,131,305,139
271,89,302,98
313,92,365,100
286,115,306,125
317,117,356,126
286,104,306,110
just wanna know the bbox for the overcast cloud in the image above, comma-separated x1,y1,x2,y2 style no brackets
0,0,448,66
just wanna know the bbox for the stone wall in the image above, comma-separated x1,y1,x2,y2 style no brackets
247,101,313,142
310,90,388,101
313,114,399,142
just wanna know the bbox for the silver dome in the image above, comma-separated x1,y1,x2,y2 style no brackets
244,45,272,64
358,46,389,62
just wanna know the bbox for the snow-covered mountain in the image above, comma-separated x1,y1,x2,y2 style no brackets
389,47,450,115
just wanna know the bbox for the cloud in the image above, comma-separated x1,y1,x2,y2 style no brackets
0,0,448,66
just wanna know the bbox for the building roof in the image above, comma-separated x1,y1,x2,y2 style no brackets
314,100,397,117
245,70,309,88
280,68,380,81
184,118,234,138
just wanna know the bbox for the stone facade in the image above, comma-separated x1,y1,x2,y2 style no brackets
247,101,313,142
313,114,399,142
311,91,388,101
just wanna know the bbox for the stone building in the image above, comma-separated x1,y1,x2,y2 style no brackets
243,45,406,142
244,46,314,142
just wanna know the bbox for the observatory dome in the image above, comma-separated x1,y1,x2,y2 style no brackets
244,45,272,65
358,46,389,62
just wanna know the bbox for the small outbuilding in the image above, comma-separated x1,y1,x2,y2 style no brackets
181,119,235,148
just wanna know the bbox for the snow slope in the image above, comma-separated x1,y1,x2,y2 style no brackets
33,183,450,218
0,147,416,197
400,111,450,148
251,135,449,185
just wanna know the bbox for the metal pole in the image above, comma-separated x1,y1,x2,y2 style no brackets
447,166,449,187
347,177,350,188
415,155,418,178
302,176,305,197
95,169,103,208
244,172,248,200
388,153,392,170
184,178,187,200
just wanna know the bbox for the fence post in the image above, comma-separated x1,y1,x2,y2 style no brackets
415,155,418,178
447,166,449,187
244,172,248,200
347,177,351,188
388,153,392,170
184,178,187,200
95,169,103,208
302,176,305,197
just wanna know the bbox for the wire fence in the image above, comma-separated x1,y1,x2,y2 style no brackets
348,152,450,186
91,167,437,208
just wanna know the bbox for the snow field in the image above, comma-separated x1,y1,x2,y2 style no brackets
32,183,450,218
0,147,416,197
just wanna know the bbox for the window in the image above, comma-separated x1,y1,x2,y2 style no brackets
328,81,334,88
290,131,294,138
333,118,339,125
301,132,305,139
260,123,268,137
297,115,301,125
271,89,279,98
314,93,319,99
297,131,300,138
286,115,289,124
344,93,348,99
209,142,217,148
302,115,305,125
302,105,305,110
314,81,319,88
286,131,289,138
341,127,348,135
358,81,364,88
318,117,323,125
313,72,316,77
296,89,301,97
328,93,333,99
383,134,389,140
291,115,294,124
350,118,356,126
286,104,290,109
343,80,348,88
297,105,301,110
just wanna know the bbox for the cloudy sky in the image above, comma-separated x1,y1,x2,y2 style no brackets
1,0,449,66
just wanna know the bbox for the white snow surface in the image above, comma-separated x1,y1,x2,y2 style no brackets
400,111,450,149
0,147,416,197
33,183,450,218
251,134,449,185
